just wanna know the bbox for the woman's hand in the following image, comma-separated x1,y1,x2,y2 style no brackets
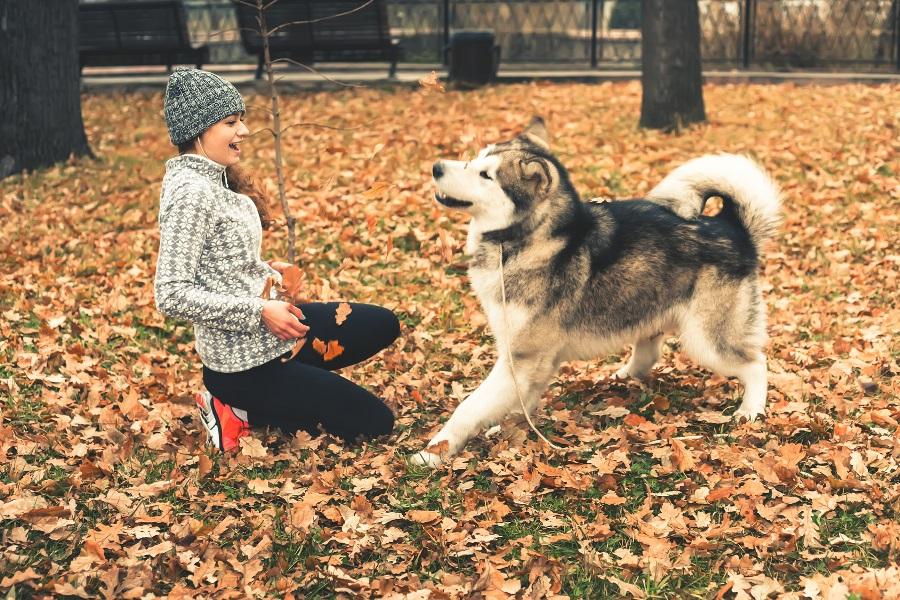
261,300,309,341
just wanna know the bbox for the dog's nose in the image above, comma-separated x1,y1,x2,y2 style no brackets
432,161,444,179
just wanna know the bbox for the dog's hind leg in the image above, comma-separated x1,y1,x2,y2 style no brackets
680,281,769,420
410,352,560,467
614,333,665,380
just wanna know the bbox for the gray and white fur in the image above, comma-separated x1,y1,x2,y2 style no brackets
414,117,780,466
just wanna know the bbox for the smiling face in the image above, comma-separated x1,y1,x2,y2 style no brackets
192,112,249,166
431,117,560,230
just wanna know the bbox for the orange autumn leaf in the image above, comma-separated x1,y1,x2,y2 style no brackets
323,339,344,361
425,439,449,456
335,302,352,325
280,265,303,301
310,337,343,362
260,275,275,299
418,70,445,93
623,413,647,427
281,336,307,362
363,181,390,200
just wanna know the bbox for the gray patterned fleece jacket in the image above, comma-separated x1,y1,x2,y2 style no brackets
154,154,293,372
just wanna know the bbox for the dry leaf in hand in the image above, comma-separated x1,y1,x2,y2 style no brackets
281,336,307,363
363,182,390,200
418,70,445,93
260,276,275,300
335,302,352,325
280,265,303,301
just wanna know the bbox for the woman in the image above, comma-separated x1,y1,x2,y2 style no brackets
155,68,398,451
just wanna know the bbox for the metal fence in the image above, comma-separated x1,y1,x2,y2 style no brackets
181,0,899,70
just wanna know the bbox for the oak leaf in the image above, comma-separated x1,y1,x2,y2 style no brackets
280,265,303,301
281,336,307,363
363,181,390,199
418,70,445,92
335,302,352,325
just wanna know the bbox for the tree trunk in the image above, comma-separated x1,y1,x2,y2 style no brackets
639,0,707,131
0,0,92,180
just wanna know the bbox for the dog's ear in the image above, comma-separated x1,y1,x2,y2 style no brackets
519,116,550,150
517,157,554,198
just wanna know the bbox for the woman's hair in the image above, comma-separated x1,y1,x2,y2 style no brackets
177,140,273,229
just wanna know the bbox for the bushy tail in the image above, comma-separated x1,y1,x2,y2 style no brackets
647,154,781,248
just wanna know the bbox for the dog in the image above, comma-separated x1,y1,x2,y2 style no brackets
413,117,780,466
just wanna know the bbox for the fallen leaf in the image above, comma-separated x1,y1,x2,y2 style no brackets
323,339,344,361
408,509,441,524
335,302,352,325
363,181,390,199
239,436,267,458
281,336,307,362
418,70,445,92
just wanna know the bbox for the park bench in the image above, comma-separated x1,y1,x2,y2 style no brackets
78,0,209,72
234,0,402,79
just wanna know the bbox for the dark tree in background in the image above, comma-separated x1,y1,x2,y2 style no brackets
639,0,707,130
0,0,92,180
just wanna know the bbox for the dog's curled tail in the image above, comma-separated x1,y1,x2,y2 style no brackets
647,154,781,248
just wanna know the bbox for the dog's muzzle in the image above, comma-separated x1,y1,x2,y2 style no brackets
434,192,472,208
432,160,472,208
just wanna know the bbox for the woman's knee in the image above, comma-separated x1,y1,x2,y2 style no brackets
369,304,400,346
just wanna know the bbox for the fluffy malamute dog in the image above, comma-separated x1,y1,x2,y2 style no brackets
414,117,780,466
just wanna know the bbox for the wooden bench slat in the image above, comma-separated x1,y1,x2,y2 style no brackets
79,0,208,71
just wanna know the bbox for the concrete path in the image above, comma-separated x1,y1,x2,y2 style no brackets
80,62,900,93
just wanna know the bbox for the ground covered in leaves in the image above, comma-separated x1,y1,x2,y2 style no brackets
1,81,898,599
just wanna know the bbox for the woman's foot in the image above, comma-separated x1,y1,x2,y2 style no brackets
195,390,250,451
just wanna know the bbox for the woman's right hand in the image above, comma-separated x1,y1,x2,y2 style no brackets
261,300,309,341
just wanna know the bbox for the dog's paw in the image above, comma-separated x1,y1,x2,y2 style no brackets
614,366,650,381
485,424,502,438
408,449,444,468
732,404,765,422
612,366,633,380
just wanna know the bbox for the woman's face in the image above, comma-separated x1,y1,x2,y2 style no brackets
194,113,249,167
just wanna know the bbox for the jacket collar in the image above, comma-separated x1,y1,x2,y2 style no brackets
166,153,227,184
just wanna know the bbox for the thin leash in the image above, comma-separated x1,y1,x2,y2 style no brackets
498,243,564,451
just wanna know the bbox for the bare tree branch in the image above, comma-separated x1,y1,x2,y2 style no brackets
249,118,372,138
280,120,372,134
271,57,365,88
244,102,275,115
268,0,376,36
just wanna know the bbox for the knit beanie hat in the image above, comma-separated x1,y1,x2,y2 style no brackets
164,67,245,145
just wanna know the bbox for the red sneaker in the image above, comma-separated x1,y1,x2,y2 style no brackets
195,390,250,451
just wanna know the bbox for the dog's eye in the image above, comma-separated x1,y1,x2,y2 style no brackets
479,171,492,180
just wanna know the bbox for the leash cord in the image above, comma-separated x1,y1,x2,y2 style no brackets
498,244,564,451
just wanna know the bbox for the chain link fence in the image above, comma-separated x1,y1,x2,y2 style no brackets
173,0,899,70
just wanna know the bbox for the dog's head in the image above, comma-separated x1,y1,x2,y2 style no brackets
432,117,573,230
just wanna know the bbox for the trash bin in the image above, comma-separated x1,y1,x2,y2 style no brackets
448,30,500,87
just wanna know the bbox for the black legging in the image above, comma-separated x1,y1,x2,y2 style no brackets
203,302,399,443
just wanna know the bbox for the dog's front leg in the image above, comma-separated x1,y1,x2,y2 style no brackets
411,353,558,467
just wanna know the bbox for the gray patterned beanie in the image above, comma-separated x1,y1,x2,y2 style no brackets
164,67,245,145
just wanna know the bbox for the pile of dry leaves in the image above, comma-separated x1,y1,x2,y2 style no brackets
0,80,897,598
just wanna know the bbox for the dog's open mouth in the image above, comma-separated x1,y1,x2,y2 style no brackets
435,192,472,208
